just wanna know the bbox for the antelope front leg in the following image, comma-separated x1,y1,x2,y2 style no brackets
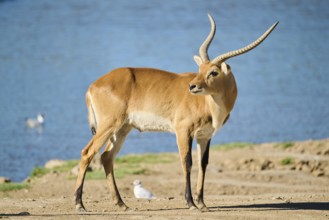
196,138,211,212
176,132,197,210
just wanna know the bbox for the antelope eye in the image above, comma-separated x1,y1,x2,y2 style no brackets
209,71,218,77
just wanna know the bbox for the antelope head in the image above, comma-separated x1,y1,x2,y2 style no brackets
189,14,278,96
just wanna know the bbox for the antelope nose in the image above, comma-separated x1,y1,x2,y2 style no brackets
189,84,197,91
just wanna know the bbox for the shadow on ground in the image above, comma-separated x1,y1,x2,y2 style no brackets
211,202,329,211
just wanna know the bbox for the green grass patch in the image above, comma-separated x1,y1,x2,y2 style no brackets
115,167,148,179
30,167,49,178
212,142,253,151
115,153,176,164
54,160,79,172
281,157,294,165
81,153,173,180
0,183,29,192
316,142,325,148
82,166,149,180
114,153,175,179
275,142,294,149
85,170,105,180
30,160,80,179
67,153,176,180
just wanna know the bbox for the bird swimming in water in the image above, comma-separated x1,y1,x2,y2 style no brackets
133,180,156,199
25,113,45,128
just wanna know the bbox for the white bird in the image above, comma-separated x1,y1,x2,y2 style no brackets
25,113,45,128
133,180,156,199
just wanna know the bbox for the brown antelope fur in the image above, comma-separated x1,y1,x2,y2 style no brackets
74,14,278,212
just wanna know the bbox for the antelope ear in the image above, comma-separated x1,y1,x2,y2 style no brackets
193,55,203,66
221,62,229,74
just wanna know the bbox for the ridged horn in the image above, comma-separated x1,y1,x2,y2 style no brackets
198,14,216,62
212,21,279,64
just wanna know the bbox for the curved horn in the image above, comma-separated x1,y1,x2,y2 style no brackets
198,14,216,62
212,21,279,64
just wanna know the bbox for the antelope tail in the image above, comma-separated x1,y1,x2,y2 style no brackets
86,90,97,135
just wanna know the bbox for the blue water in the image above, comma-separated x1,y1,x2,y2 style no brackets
0,0,328,182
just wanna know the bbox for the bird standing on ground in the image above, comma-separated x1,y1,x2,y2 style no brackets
25,113,45,128
133,180,156,199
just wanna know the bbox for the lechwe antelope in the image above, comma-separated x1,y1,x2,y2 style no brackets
74,14,278,212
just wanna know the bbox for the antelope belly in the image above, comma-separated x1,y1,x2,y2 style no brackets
128,112,174,132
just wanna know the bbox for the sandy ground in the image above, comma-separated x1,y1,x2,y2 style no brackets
0,139,328,220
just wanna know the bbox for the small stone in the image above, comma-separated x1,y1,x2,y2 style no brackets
44,159,66,169
323,149,329,155
313,170,325,177
260,159,274,170
0,177,11,183
70,165,80,176
272,196,283,200
301,164,311,173
24,178,32,183
18,211,30,216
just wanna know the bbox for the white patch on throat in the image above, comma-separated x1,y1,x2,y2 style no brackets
128,112,174,133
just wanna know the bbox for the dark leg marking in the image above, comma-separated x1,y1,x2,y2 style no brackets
197,140,210,210
91,127,96,135
184,137,197,209
74,184,86,212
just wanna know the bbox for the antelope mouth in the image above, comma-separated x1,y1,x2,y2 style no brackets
189,84,205,94
189,88,204,95
191,89,202,94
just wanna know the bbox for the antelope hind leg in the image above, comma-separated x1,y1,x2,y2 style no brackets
74,127,114,212
101,125,132,211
